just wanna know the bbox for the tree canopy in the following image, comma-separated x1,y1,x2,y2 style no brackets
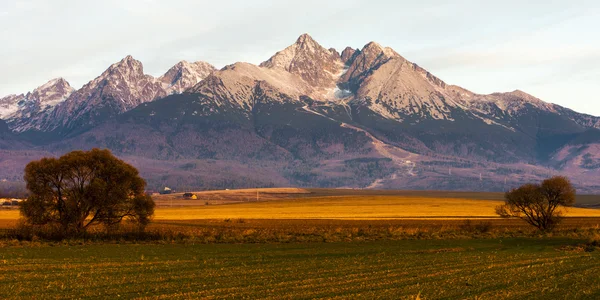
20,149,155,234
495,176,576,231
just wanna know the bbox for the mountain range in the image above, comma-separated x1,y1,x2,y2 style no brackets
1,34,599,193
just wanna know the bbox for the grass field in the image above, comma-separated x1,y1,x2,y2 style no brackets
3,188,600,298
2,238,600,299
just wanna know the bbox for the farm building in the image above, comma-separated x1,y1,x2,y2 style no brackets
160,187,173,195
183,193,197,200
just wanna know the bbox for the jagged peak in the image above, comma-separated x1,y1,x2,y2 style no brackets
260,34,334,70
94,55,147,82
361,41,400,58
160,60,216,94
167,60,196,72
341,47,359,64
363,41,383,51
328,47,340,57
258,34,343,91
108,55,143,71
0,94,22,100
166,60,214,71
33,77,73,92
295,33,317,46
174,60,190,67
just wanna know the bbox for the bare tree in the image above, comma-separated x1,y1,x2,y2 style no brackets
496,176,575,231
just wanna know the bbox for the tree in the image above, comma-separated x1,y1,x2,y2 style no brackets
20,149,155,235
495,176,576,231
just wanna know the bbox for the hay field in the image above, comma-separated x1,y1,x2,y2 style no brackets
2,189,600,222
152,194,600,220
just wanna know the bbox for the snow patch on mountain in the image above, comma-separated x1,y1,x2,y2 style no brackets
159,60,216,94
1,78,75,132
0,95,23,119
260,33,344,100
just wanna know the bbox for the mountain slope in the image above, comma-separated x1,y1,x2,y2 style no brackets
50,91,383,189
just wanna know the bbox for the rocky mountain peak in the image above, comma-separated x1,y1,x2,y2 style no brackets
341,47,358,64
121,54,136,64
259,34,343,95
27,78,75,107
340,41,402,90
35,77,69,90
42,56,167,132
101,55,145,80
159,60,216,94
0,78,75,132
295,33,320,49
189,61,312,110
0,94,24,119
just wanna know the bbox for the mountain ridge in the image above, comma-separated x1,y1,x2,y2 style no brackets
1,33,599,192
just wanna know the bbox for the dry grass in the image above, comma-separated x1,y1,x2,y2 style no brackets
2,193,600,224
0,210,19,221
152,196,600,220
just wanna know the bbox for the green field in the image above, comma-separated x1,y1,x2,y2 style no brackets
2,238,600,299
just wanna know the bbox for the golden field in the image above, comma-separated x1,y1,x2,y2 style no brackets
152,196,600,220
2,188,600,222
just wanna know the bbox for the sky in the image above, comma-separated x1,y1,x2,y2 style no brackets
1,0,599,115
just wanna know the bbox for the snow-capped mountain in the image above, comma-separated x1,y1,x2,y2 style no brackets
0,95,23,120
159,60,216,94
1,56,215,134
1,78,74,132
1,33,600,192
260,33,344,99
43,55,169,132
